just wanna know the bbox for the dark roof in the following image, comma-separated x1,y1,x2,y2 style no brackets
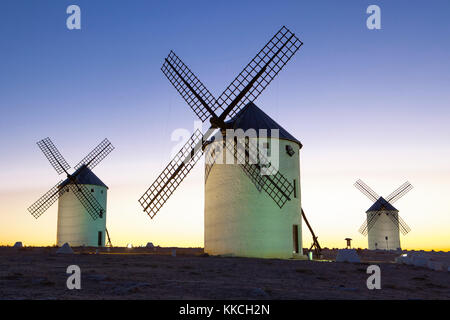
224,102,302,147
366,197,398,213
60,165,108,189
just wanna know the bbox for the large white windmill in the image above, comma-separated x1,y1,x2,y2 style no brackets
354,179,413,250
28,138,114,247
139,26,321,259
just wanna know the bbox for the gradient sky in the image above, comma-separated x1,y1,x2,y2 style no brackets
1,0,449,250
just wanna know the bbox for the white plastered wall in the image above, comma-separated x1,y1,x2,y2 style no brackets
57,184,107,247
204,138,304,259
367,211,401,250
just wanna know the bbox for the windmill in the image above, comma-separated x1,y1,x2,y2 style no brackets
354,179,413,250
28,137,114,247
140,26,317,258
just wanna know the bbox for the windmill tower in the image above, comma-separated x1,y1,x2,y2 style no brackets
354,179,413,250
28,138,114,247
139,26,313,259
203,103,302,258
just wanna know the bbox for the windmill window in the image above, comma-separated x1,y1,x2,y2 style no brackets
91,188,94,193
293,179,297,198
286,145,295,157
101,190,104,194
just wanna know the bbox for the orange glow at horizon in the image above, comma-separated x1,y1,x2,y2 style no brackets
1,152,449,252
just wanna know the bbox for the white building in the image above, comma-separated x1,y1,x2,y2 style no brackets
57,167,108,247
204,102,305,259
366,197,401,250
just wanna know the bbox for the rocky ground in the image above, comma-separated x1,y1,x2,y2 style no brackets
0,247,448,300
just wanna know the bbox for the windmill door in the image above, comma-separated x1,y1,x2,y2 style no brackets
293,225,299,253
98,231,102,246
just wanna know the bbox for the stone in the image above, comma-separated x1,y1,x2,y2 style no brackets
395,254,412,265
146,242,154,249
56,243,74,254
394,256,403,263
412,255,429,268
13,242,23,248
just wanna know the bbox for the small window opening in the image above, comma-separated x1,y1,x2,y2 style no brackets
262,142,270,157
293,179,297,198
286,145,295,157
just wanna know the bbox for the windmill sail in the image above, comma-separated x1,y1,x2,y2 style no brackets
28,180,64,218
358,218,368,236
356,180,413,245
37,138,70,175
216,26,303,120
162,51,218,122
226,136,294,208
139,129,204,218
74,138,115,171
141,26,303,219
397,214,411,235
354,179,379,202
359,211,383,236
387,212,411,235
29,137,113,220
68,183,105,220
385,181,413,204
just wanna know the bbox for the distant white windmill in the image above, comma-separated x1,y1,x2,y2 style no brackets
354,179,413,250
28,138,114,247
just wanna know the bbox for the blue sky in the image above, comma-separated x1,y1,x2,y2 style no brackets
1,1,449,249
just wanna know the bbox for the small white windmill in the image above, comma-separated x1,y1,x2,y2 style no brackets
28,137,114,247
354,179,413,250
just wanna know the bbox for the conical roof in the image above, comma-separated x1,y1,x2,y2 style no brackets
366,197,398,213
60,165,108,189
224,102,302,147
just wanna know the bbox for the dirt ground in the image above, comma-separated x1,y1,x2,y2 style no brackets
0,247,449,300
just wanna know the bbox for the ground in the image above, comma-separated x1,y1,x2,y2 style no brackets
0,247,449,300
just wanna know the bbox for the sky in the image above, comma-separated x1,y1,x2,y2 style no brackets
0,0,449,250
